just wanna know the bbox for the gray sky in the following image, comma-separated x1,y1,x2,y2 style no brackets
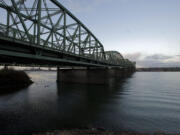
60,0,180,67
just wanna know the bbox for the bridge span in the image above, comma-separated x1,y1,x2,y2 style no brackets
0,0,135,83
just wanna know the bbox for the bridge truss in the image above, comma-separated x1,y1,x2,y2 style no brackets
0,0,135,68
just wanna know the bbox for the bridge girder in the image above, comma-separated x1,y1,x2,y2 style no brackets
0,0,135,68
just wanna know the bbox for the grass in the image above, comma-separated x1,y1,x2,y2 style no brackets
0,68,33,94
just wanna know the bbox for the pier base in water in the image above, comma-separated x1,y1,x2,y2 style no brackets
57,67,135,84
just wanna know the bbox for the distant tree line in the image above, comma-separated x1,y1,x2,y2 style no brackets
136,67,180,72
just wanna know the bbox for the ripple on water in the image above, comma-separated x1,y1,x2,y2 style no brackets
0,72,180,135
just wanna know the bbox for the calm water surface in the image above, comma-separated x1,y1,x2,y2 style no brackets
0,72,180,135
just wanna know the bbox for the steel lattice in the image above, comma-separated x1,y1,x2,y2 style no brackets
0,0,135,68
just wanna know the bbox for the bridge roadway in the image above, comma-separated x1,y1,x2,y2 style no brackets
0,0,135,69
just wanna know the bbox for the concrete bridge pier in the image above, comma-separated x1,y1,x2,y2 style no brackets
57,67,135,84
57,67,60,82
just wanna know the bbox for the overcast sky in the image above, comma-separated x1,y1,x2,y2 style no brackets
59,0,180,67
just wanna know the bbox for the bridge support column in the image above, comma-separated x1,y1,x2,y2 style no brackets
57,67,60,82
4,64,8,70
57,68,135,84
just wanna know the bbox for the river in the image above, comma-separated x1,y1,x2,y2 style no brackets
0,71,180,135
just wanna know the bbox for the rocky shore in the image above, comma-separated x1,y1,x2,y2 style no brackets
0,69,33,94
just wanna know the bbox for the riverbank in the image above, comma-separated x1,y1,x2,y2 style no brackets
33,128,172,135
0,69,33,94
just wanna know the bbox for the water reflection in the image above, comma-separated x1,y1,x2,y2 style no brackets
5,72,180,135
0,71,134,135
55,73,134,129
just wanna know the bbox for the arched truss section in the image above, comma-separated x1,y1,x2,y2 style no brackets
105,51,125,65
0,0,134,67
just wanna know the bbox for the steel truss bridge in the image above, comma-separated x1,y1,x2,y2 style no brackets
0,0,135,68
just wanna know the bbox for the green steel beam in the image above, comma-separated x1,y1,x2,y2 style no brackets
11,0,32,42
37,0,42,45
0,50,110,67
0,0,136,68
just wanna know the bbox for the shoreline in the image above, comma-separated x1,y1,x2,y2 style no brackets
136,71,180,72
33,128,174,135
136,67,180,72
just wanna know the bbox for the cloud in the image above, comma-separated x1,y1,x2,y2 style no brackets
123,53,180,67
137,60,180,68
123,52,142,61
145,54,173,61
